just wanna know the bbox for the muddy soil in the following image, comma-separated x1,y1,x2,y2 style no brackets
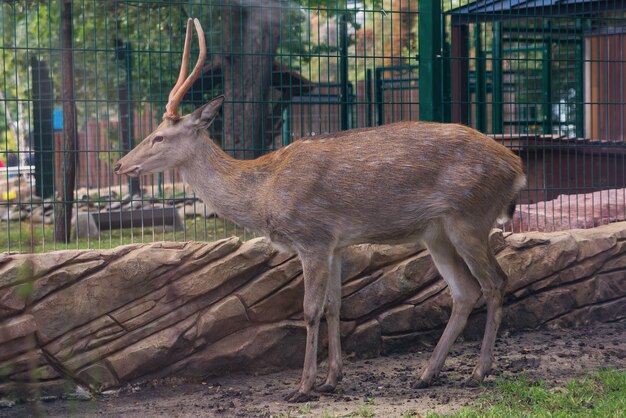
4,320,625,418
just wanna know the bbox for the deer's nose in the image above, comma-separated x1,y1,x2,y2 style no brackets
113,163,122,173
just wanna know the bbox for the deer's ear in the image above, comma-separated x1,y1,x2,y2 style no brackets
190,95,225,129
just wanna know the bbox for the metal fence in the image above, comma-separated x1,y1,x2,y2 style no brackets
1,0,625,252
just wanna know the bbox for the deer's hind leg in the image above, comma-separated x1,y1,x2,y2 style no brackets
317,249,343,393
445,223,507,383
416,231,482,388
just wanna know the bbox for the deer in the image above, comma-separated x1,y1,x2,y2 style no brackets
115,18,526,402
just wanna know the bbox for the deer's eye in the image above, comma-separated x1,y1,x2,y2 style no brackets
153,135,164,143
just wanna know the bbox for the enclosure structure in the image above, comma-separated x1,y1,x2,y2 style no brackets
445,0,626,205
0,0,625,252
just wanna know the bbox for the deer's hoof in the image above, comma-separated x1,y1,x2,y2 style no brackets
470,365,491,381
316,383,336,393
285,390,318,403
412,379,431,389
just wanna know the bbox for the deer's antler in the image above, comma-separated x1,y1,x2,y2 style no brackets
165,18,206,120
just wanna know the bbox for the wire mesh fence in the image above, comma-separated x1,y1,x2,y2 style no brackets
445,0,626,232
0,0,625,252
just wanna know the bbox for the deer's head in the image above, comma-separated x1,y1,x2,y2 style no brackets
114,18,223,177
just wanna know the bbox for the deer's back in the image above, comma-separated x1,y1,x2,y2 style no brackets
259,122,523,247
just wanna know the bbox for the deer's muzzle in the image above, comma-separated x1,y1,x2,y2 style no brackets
114,162,141,177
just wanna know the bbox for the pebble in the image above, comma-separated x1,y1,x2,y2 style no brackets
69,385,93,401
0,399,16,408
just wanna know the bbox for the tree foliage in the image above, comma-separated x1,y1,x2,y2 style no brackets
0,0,425,151
1,1,198,148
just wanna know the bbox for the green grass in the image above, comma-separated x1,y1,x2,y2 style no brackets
428,369,626,418
0,217,256,253
352,404,376,418
298,402,313,415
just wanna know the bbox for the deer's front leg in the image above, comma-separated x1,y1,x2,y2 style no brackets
317,251,343,393
285,250,331,403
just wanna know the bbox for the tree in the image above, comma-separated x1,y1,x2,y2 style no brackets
53,0,77,243
218,0,288,158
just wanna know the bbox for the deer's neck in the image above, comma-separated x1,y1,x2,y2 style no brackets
179,139,268,231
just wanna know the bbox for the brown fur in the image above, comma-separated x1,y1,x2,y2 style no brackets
116,97,525,402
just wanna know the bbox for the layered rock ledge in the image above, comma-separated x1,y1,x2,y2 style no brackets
1,223,625,397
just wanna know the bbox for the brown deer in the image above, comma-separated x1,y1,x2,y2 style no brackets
115,18,526,402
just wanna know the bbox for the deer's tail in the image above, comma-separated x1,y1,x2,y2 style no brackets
497,174,526,224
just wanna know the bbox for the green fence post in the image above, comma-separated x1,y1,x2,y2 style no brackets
492,22,503,134
347,82,353,129
443,32,452,123
418,0,442,122
375,68,384,126
474,23,486,132
365,69,373,127
340,13,349,131
282,105,291,146
542,21,553,135
575,19,585,138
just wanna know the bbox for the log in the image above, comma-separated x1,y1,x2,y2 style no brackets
1,223,625,396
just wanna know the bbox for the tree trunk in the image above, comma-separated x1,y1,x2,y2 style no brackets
220,0,281,159
54,0,77,243
117,41,140,197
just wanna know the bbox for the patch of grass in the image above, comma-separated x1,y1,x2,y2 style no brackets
428,369,626,418
0,218,256,253
298,402,313,415
350,404,376,418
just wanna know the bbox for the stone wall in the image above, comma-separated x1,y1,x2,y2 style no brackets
1,223,625,397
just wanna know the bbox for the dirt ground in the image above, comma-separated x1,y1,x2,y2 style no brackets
4,320,625,418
